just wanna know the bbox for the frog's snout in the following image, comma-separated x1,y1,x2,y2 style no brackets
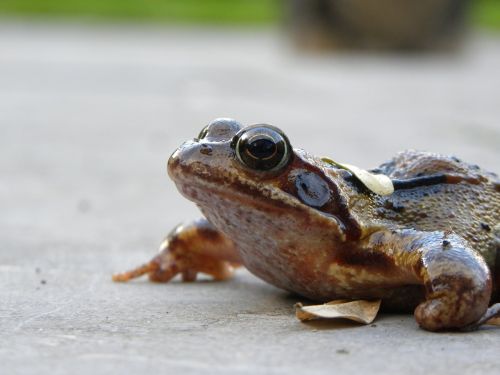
167,140,197,179
168,118,242,181
166,140,227,183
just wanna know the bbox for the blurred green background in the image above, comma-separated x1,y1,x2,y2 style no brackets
474,0,500,29
0,0,498,29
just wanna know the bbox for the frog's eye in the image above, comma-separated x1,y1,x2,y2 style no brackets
232,125,292,172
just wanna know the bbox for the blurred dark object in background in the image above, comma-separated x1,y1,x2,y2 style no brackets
288,0,471,50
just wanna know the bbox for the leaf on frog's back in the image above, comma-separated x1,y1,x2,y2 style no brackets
295,299,382,324
321,157,394,196
486,317,500,326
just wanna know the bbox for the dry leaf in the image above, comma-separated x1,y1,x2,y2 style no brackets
322,157,394,196
486,317,500,326
295,299,382,324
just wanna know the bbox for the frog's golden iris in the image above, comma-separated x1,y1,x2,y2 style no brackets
231,125,292,172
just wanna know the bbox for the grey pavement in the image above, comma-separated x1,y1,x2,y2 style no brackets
1,21,499,375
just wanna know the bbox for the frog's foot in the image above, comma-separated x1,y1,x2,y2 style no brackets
410,233,492,331
365,229,492,331
112,219,242,283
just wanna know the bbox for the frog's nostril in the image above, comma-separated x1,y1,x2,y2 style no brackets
167,140,199,176
199,144,213,156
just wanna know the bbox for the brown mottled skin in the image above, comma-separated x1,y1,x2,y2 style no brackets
113,118,500,331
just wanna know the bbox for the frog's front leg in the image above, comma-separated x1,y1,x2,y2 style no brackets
113,219,242,283
366,230,494,331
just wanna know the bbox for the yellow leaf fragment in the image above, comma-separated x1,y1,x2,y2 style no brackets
295,299,382,324
321,157,394,196
486,317,500,326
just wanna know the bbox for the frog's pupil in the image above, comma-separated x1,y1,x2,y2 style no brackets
248,138,276,160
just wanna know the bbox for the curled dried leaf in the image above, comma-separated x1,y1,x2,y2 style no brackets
321,157,394,196
295,299,382,324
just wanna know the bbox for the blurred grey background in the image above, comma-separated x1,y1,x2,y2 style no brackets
1,1,500,374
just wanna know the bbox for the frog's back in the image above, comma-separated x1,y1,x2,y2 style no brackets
374,150,499,267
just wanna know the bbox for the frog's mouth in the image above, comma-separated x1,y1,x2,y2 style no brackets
170,161,303,211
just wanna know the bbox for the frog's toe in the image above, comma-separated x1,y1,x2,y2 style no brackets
189,259,236,281
148,256,179,282
112,261,160,282
111,256,179,283
414,299,444,331
149,250,236,282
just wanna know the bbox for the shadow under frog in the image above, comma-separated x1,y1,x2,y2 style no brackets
113,118,500,332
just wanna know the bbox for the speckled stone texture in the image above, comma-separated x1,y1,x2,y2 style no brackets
1,21,499,375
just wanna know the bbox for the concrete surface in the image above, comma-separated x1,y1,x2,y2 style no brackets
1,21,499,375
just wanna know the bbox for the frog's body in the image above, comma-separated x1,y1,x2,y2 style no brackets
114,119,500,331
369,151,498,267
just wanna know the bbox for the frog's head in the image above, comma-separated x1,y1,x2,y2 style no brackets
168,119,363,251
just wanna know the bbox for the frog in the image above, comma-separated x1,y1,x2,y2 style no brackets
113,118,500,331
